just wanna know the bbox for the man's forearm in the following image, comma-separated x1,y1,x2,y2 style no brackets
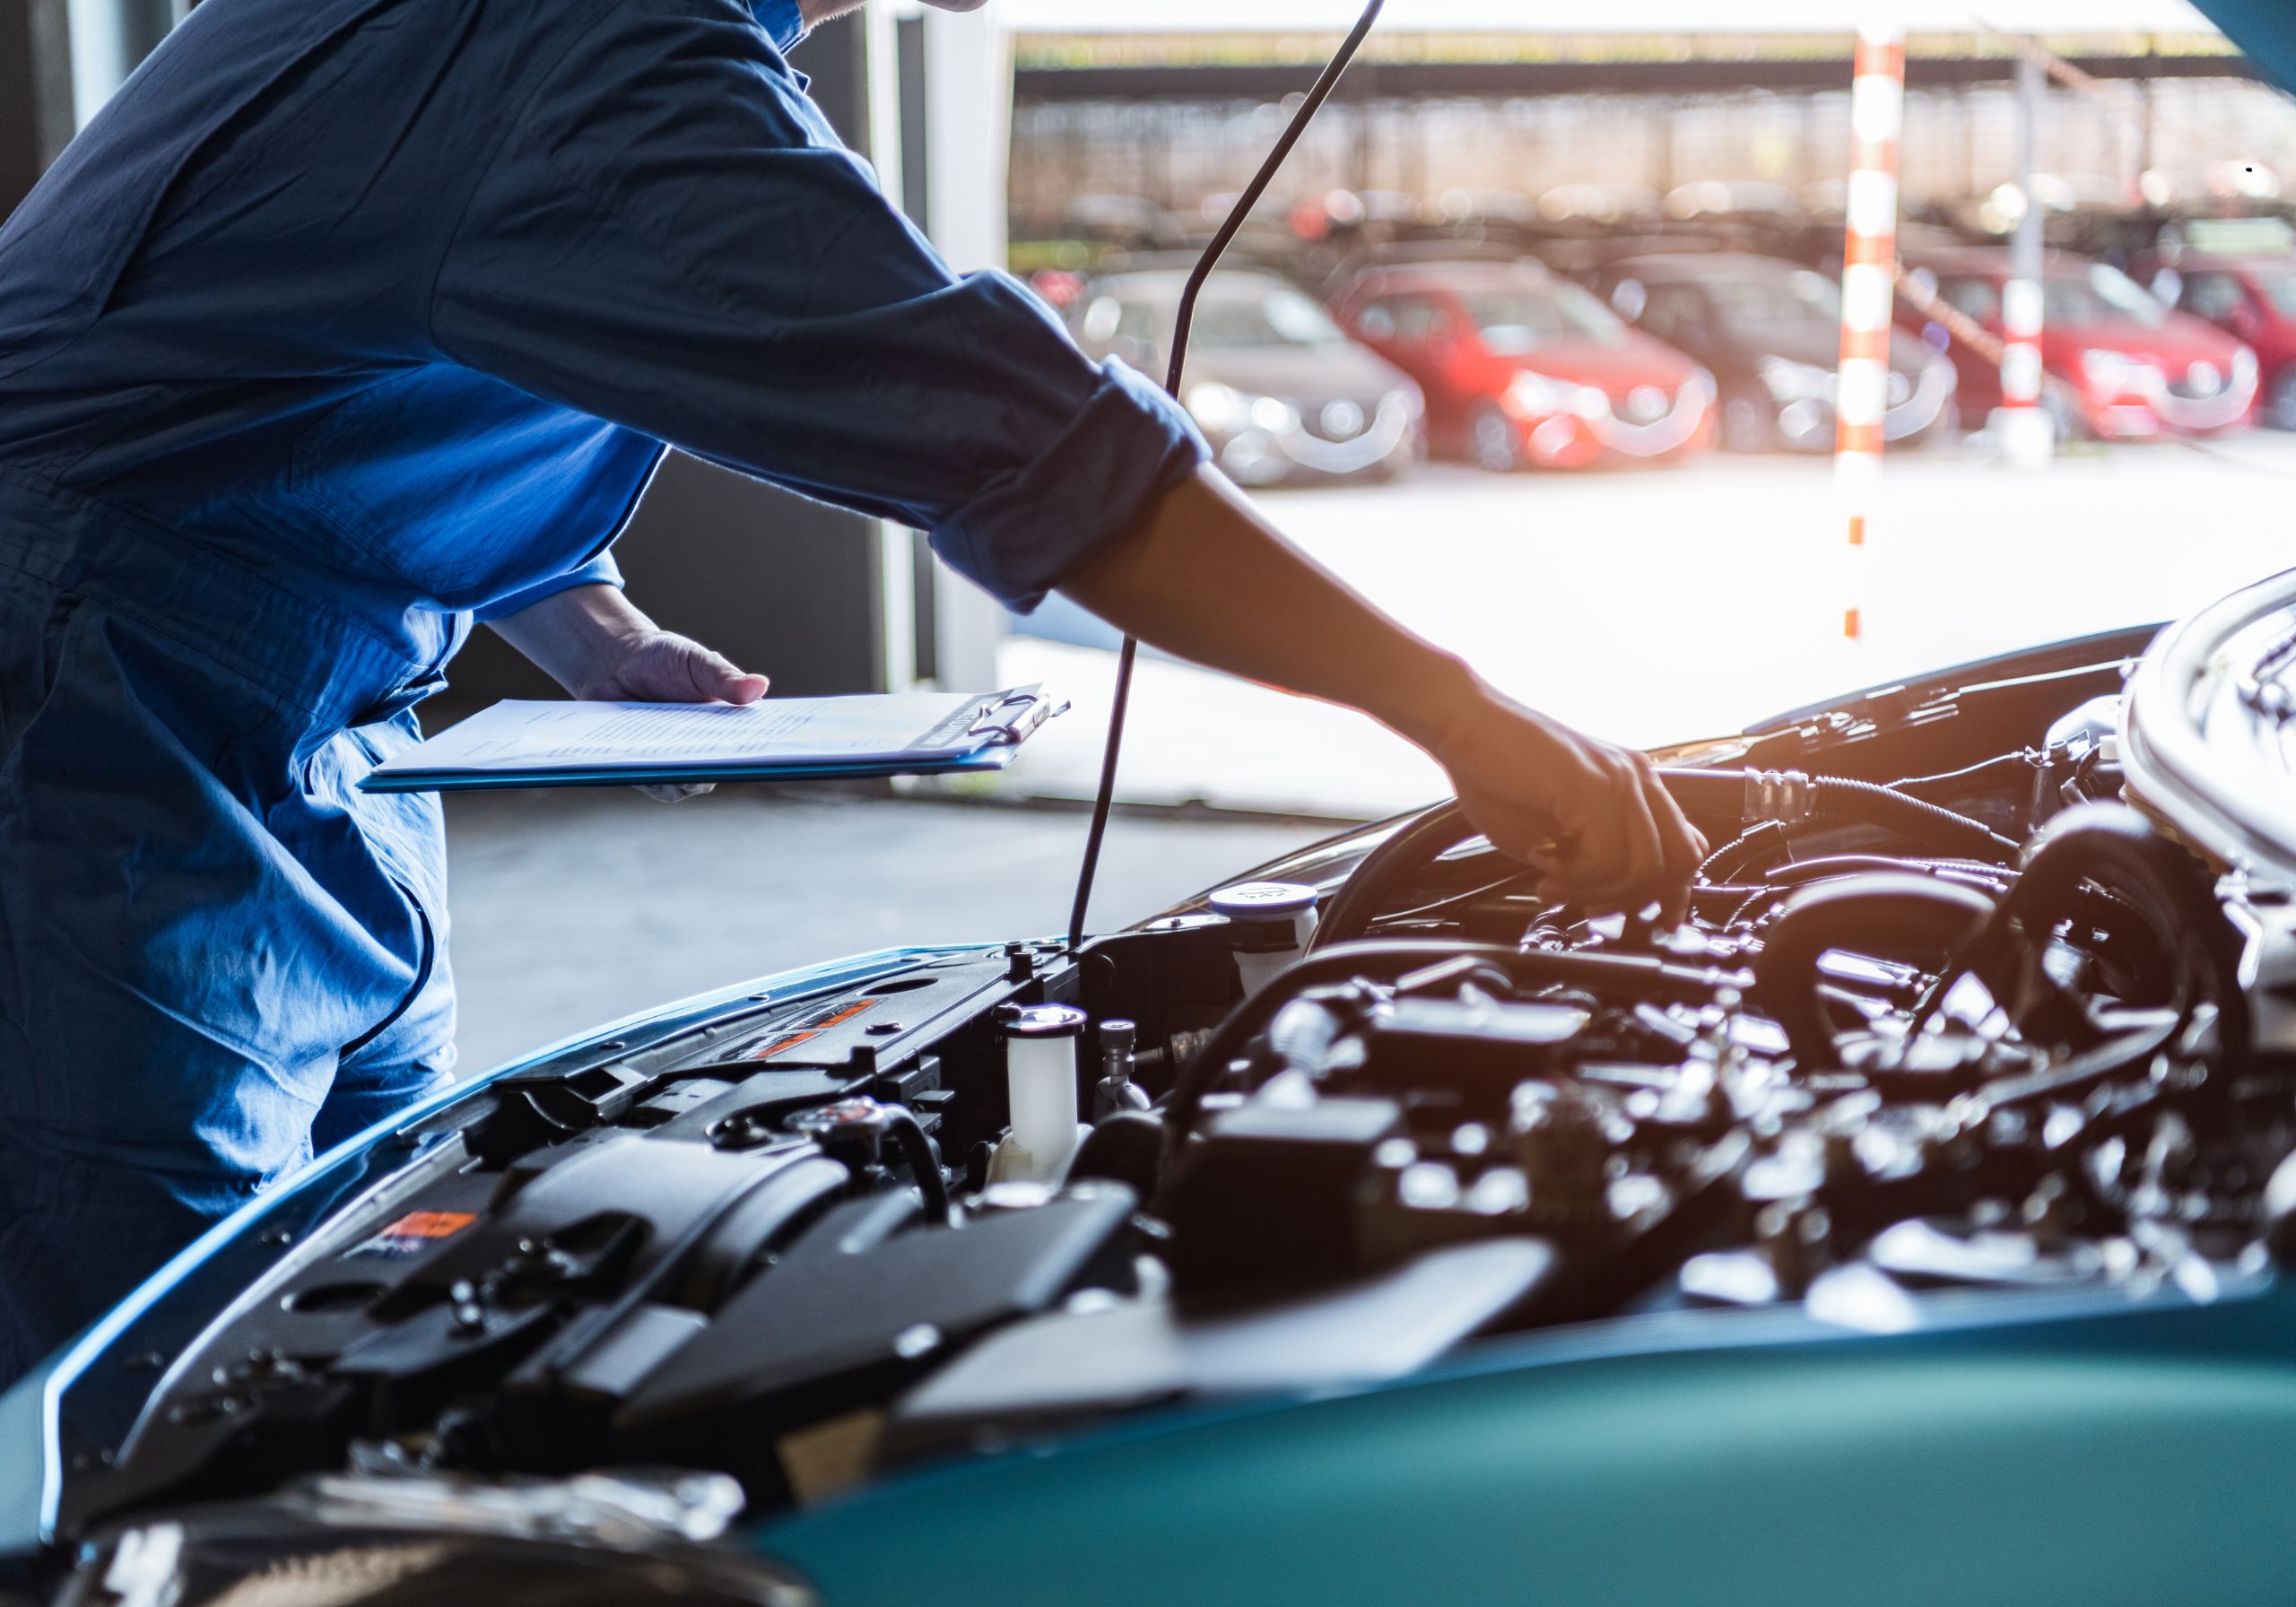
487,584,657,698
1056,466,1483,753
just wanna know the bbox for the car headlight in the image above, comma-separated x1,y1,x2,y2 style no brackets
1184,382,1247,434
1682,369,1717,405
1384,386,1424,421
2077,348,2141,393
1505,369,1569,415
1248,395,1300,434
1758,357,1835,403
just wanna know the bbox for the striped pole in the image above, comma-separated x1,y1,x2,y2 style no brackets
1996,50,2054,468
1834,19,1904,644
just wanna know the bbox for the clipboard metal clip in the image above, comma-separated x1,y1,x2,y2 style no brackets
966,687,1068,748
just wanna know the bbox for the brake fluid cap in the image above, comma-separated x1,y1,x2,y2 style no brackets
997,1003,1088,1039
1208,882,1318,922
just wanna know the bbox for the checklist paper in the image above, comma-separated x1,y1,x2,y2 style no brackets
361,687,1059,793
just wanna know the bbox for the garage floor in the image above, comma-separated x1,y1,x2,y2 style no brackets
442,786,1329,1075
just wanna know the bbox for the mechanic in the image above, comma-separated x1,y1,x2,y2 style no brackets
0,0,1702,1381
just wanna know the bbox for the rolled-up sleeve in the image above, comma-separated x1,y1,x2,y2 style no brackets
429,0,1205,608
471,545,626,623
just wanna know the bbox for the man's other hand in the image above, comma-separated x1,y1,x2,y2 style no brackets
486,584,768,803
574,630,767,802
1427,682,1706,924
570,629,769,707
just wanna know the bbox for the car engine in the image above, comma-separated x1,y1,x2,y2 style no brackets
37,617,2296,1599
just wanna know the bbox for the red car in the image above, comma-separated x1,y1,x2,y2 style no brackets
2168,252,2296,429
1906,248,2257,440
1330,260,1716,471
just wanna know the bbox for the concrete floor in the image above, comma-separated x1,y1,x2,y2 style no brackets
443,786,1328,1075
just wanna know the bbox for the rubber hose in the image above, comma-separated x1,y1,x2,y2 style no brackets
1317,771,2016,952
882,1106,952,1225
1698,822,1792,886
2005,803,2242,1056
1905,803,2238,1058
1752,873,2000,1070
1310,801,1474,952
1658,769,2022,862
1891,751,2040,800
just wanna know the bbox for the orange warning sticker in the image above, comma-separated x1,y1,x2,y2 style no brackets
803,999,880,1030
743,1030,823,1062
349,1209,477,1259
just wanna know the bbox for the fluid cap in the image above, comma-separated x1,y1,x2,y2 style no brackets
997,1003,1088,1038
1209,881,1319,992
1208,881,1318,922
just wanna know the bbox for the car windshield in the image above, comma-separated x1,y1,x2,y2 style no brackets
2044,264,2170,328
1457,282,1627,352
1190,286,1352,350
2253,267,2296,317
1705,267,1840,337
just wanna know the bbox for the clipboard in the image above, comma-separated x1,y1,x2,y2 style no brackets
360,685,1065,795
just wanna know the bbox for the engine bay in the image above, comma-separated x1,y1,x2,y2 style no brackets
39,615,2296,1581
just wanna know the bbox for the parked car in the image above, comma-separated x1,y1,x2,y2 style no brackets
1068,268,1422,486
16,577,2296,1606
1905,247,2257,440
1329,259,1715,471
2165,251,2296,428
1587,252,1959,453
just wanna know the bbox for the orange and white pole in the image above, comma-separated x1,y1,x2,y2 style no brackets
1996,51,2054,468
1834,19,1904,644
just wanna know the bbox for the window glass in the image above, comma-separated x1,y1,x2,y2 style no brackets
1193,286,1351,350
1455,280,1627,352
1386,296,1452,343
2248,269,2296,317
1703,268,1840,337
1937,276,2001,323
1080,296,1122,344
2043,264,2169,328
2179,273,2248,322
1637,282,1710,343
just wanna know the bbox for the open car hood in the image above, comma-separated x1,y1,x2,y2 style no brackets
13,570,2296,1606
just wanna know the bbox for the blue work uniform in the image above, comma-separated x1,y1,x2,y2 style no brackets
0,0,1204,1378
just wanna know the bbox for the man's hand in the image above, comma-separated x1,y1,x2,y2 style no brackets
487,584,769,802
1421,680,1707,923
561,629,769,707
1057,468,1706,918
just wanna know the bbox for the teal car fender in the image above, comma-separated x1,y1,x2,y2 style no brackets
764,1281,2296,1607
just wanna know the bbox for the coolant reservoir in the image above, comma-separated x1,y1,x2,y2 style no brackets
1209,881,1320,996
993,1003,1089,1184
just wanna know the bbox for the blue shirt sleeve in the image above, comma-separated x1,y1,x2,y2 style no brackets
428,0,1206,610
470,545,626,623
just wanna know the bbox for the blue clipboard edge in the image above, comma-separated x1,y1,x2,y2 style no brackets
359,743,1020,795
359,685,1057,795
